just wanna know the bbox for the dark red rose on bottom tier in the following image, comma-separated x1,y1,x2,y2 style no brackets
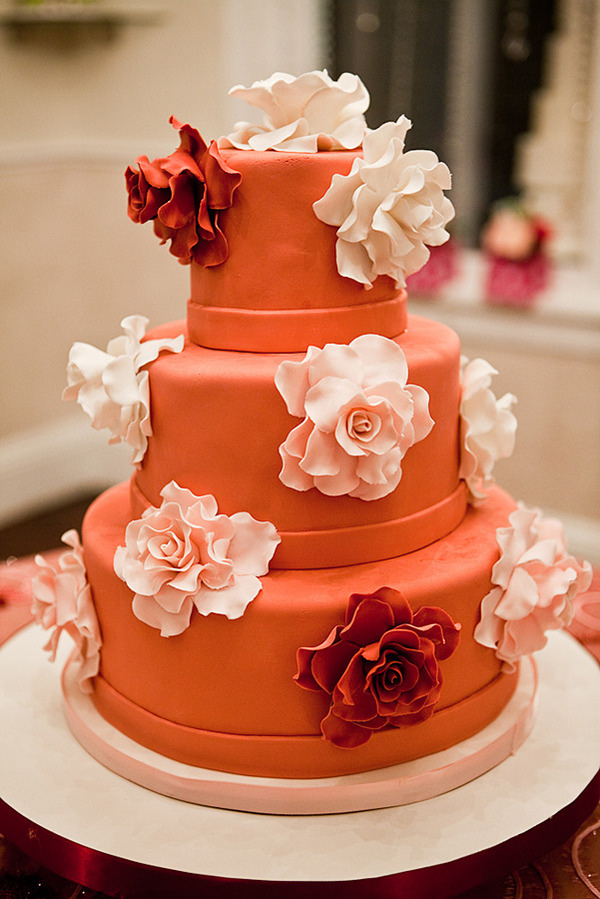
295,587,461,748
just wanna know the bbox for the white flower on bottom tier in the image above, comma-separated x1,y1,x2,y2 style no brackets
459,356,517,505
114,482,281,637
63,315,184,466
218,70,369,153
474,504,592,671
275,334,434,501
313,116,454,288
31,530,102,693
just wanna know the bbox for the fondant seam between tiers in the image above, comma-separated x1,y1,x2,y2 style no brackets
89,665,519,779
128,478,468,569
186,292,407,352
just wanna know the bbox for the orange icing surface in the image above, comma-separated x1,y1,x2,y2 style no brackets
132,314,465,569
188,150,406,352
84,481,518,779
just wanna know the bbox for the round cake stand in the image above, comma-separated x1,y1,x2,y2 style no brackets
0,626,599,899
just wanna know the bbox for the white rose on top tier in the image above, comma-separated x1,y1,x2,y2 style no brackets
218,70,369,152
63,315,184,466
275,334,434,501
313,116,454,289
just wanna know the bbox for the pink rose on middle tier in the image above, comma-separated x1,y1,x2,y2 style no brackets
295,587,461,748
274,334,434,501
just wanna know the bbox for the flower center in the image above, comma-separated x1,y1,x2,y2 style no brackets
347,408,380,442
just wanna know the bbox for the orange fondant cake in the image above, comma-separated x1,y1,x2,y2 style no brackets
33,72,591,802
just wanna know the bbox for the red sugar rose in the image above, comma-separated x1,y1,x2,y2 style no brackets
125,117,241,266
295,587,461,748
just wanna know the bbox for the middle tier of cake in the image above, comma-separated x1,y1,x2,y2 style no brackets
131,314,466,569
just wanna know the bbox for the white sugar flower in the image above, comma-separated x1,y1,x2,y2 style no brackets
63,315,184,466
459,357,517,505
474,504,592,670
31,530,101,693
114,482,281,637
218,70,369,153
275,334,433,501
313,116,454,288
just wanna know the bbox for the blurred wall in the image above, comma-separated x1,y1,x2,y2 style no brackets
0,0,325,523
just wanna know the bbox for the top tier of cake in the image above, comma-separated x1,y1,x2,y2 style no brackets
125,71,453,355
188,150,407,353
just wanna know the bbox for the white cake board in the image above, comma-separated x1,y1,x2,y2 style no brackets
0,626,599,897
60,643,538,815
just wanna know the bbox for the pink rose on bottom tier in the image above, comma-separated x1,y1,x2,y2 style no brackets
295,587,461,748
474,504,592,670
114,482,281,637
31,530,102,693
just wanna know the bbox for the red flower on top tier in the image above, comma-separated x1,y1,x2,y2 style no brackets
125,117,242,266
295,587,460,748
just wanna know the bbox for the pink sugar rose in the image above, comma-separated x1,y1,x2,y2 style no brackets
295,587,461,748
114,482,281,637
31,530,101,693
126,117,242,266
275,334,433,501
474,504,592,670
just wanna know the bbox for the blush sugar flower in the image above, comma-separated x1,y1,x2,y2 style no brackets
474,504,592,670
31,530,101,693
275,334,433,501
114,481,281,637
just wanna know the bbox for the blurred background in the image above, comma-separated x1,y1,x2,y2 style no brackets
0,0,598,562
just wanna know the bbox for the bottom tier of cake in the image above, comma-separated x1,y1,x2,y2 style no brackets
81,482,519,779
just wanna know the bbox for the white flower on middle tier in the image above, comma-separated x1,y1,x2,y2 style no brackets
114,482,281,637
459,357,517,505
313,116,454,288
63,315,184,466
275,334,434,501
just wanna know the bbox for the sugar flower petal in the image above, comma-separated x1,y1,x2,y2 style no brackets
31,530,102,693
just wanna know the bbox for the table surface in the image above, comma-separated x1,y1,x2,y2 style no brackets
1,551,599,898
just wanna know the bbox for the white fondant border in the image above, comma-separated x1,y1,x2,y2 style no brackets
0,626,598,883
60,651,538,815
